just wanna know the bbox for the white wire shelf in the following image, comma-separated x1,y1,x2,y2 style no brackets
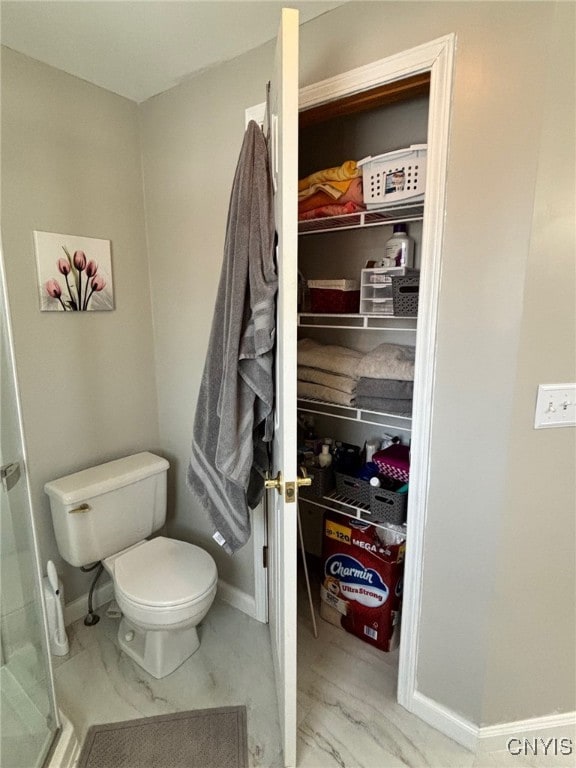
299,489,407,537
297,397,412,431
298,313,417,331
298,202,424,235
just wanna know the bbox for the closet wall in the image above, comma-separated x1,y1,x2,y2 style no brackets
139,0,574,729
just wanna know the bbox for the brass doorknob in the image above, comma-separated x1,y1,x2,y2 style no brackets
264,471,283,493
296,467,312,487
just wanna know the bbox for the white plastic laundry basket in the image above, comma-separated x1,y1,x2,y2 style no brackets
358,144,427,209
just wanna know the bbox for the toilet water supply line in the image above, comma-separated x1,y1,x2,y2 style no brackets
81,561,104,626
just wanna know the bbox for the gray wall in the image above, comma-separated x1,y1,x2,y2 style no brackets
482,1,575,725
139,0,575,728
0,48,160,602
138,46,273,595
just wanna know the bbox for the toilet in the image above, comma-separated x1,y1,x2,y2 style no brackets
45,452,218,679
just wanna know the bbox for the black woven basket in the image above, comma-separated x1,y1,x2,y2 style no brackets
368,486,407,524
335,472,371,507
304,464,335,497
391,275,419,317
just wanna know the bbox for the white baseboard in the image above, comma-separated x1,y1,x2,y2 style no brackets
408,690,576,756
410,690,479,751
477,711,576,753
217,579,257,620
63,578,114,627
49,710,80,768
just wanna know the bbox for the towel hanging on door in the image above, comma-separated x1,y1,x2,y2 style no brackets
187,121,277,555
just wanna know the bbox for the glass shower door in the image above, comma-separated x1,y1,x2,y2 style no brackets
0,247,58,767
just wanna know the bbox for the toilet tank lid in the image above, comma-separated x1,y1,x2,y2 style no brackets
44,452,169,505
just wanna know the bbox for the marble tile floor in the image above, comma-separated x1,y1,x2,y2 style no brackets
296,564,573,768
52,597,283,768
52,581,573,768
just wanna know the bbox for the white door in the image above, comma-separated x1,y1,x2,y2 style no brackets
266,7,299,768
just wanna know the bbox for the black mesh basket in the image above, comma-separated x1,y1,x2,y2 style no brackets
304,463,335,497
368,486,407,524
392,275,419,316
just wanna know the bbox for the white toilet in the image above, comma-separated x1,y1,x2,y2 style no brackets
45,452,218,679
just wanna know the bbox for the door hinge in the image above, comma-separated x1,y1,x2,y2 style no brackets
0,461,20,492
262,546,268,569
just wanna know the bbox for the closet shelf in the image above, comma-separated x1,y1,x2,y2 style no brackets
298,202,424,236
298,313,417,331
297,397,412,431
299,489,407,537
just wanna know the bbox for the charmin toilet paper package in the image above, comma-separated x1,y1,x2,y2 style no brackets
320,512,405,652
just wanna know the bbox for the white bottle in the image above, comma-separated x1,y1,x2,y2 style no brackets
365,438,381,463
384,223,414,268
318,444,333,468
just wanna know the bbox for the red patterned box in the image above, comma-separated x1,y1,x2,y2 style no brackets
308,279,360,314
372,444,410,483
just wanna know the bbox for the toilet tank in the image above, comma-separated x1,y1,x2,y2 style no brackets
45,452,169,567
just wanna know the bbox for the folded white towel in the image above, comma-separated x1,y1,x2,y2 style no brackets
357,343,415,381
297,338,363,380
298,366,357,395
297,380,355,407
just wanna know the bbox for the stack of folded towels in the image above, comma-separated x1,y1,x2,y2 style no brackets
354,342,414,415
298,160,366,221
297,338,361,407
297,338,414,416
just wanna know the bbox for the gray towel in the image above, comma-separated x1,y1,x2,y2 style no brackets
354,395,412,415
187,121,277,555
356,377,414,399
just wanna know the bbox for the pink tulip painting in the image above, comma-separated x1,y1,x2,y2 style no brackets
34,231,114,312
45,279,67,311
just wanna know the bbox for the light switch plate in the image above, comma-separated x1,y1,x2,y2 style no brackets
534,383,576,429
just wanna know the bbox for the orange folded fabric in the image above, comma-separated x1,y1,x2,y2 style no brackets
298,177,364,214
298,160,360,193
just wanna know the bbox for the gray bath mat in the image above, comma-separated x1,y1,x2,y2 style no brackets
77,705,248,768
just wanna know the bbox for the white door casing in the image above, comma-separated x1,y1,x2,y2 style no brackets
250,30,456,752
267,8,299,768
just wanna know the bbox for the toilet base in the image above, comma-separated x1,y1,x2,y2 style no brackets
118,616,200,679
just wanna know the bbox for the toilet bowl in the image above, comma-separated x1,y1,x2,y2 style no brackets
104,536,218,678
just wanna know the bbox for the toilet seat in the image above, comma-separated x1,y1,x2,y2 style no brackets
113,536,217,610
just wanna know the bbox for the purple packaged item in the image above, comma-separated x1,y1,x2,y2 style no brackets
373,444,410,483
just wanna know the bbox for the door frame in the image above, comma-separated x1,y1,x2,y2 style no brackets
249,28,455,728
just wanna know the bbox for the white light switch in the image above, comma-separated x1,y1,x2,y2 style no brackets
534,383,576,429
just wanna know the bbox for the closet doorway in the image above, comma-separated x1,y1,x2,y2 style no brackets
251,26,455,766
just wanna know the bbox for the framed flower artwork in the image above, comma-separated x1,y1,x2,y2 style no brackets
34,231,114,312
